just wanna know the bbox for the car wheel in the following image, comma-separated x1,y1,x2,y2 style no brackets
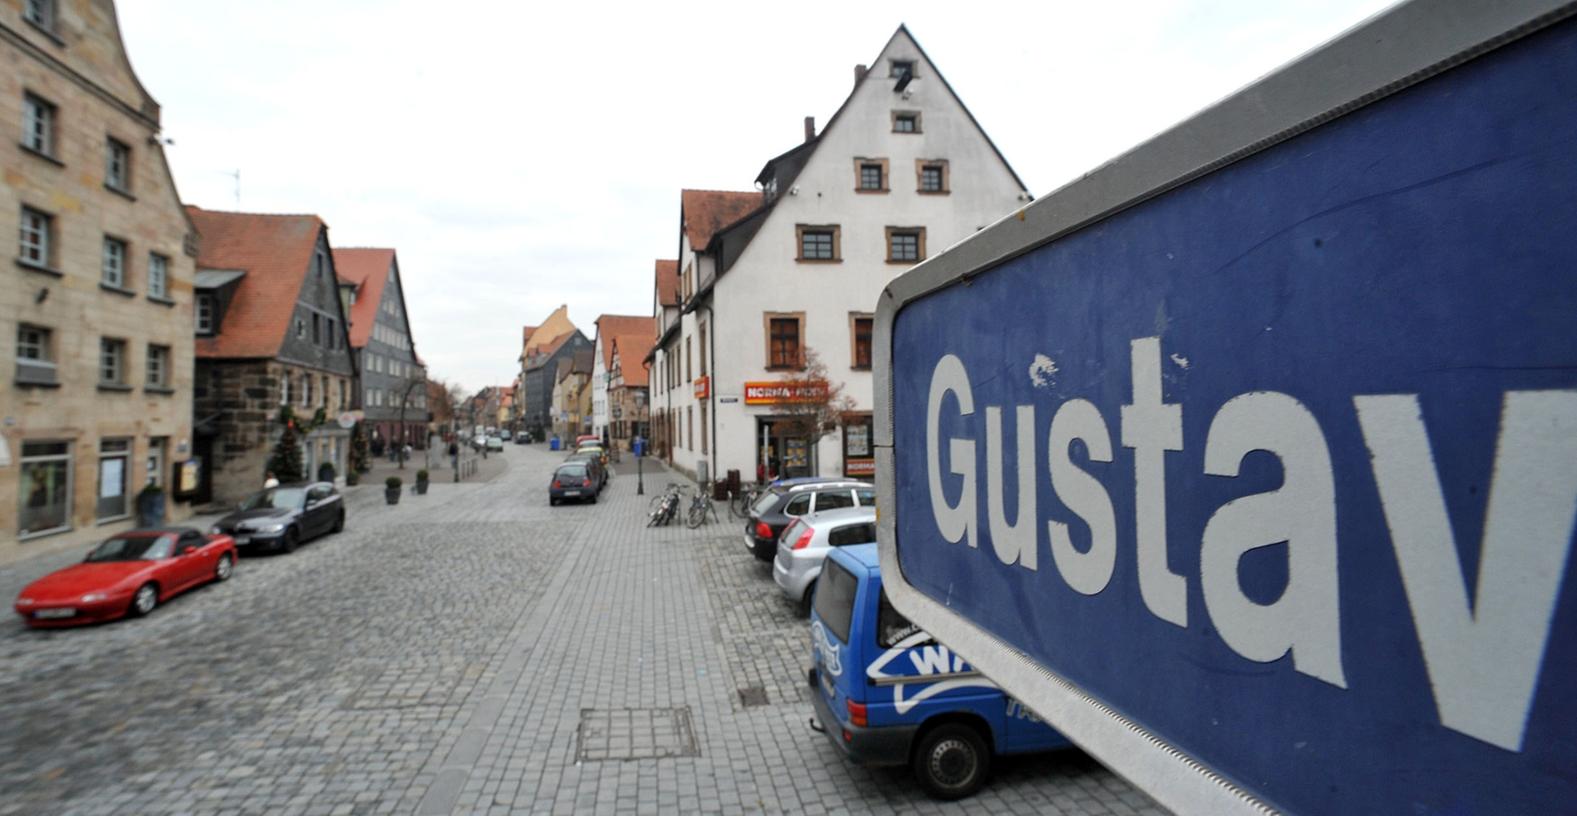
589,492,598,504
332,511,345,534
281,528,299,554
800,581,816,617
550,497,558,506
215,553,234,582
129,583,159,618
912,723,991,800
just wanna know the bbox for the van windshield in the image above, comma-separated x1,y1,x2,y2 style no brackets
813,560,859,643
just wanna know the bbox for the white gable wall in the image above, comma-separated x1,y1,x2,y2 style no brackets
708,30,1025,482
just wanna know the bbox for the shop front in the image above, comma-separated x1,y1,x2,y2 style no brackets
743,380,831,482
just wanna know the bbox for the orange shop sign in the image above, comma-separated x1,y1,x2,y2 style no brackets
694,375,710,400
743,381,828,405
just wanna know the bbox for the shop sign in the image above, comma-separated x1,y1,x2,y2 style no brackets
695,375,710,400
845,458,875,476
744,381,828,405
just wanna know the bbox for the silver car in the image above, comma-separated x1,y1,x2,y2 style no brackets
773,506,878,613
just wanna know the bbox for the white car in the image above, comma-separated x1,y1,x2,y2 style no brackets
485,436,505,452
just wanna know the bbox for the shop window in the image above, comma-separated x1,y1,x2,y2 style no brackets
20,440,72,538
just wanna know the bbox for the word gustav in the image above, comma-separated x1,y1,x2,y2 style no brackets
924,337,1577,751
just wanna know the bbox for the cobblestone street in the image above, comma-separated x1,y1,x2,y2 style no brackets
1,445,1168,815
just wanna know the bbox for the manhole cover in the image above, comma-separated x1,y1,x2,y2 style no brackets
737,686,769,707
576,707,700,762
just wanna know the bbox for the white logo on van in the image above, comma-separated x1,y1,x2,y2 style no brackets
811,621,843,677
867,631,998,714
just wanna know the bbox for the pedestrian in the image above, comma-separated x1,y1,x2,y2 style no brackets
263,470,279,489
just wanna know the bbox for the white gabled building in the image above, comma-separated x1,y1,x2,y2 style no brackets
591,314,655,446
653,24,1029,485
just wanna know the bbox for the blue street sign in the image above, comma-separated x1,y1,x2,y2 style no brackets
875,3,1577,814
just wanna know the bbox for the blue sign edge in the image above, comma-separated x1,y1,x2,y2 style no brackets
871,1,1577,813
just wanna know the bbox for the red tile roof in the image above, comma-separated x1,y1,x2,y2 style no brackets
332,247,396,349
187,207,328,359
681,189,763,251
655,259,680,307
594,315,656,369
613,333,656,388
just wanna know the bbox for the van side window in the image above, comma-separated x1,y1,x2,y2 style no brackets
785,494,812,516
815,490,855,512
877,590,933,649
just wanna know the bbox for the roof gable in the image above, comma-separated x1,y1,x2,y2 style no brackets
655,259,680,307
332,248,397,349
681,190,764,251
525,305,577,356
612,333,656,387
188,207,330,359
594,315,656,368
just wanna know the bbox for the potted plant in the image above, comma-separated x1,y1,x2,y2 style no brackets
415,469,430,495
385,476,402,505
345,469,359,486
135,482,166,527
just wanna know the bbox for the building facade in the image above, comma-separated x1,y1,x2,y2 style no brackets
654,26,1028,484
1,0,198,564
334,248,426,450
590,314,654,444
188,208,356,505
607,334,653,452
517,305,583,439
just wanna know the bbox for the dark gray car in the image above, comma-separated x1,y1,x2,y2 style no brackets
210,482,344,553
743,480,875,561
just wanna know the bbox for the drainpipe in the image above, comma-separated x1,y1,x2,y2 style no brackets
700,301,718,486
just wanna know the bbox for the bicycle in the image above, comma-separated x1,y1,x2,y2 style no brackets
728,482,766,519
647,482,686,527
686,490,720,529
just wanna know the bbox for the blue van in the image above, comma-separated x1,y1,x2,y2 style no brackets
807,544,1071,799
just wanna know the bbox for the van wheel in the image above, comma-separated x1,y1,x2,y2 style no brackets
912,723,990,800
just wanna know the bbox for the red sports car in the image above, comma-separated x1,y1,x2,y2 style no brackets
13,528,237,628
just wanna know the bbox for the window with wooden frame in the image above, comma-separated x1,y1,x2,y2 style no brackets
101,237,128,288
685,335,692,383
19,206,53,268
849,314,874,370
106,138,132,192
764,312,805,370
885,227,927,264
854,158,889,193
891,110,921,134
698,322,707,376
99,338,127,386
146,344,171,389
796,225,840,262
917,159,950,194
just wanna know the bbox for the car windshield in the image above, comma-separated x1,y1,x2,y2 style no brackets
238,487,307,511
86,535,175,562
752,490,784,515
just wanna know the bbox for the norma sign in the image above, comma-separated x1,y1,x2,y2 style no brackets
694,375,710,400
743,381,828,405
873,4,1577,815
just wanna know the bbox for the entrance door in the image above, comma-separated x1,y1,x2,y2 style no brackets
756,418,814,481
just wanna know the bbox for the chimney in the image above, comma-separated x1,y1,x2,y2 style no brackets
854,64,868,85
804,116,816,143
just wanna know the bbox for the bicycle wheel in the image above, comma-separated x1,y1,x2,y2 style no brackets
686,502,706,529
729,491,749,519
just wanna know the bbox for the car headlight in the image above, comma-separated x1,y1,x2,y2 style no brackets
253,523,286,533
81,592,109,603
209,525,223,535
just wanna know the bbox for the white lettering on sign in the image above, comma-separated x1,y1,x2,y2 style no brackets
922,340,1577,750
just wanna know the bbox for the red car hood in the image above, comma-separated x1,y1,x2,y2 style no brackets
19,562,156,602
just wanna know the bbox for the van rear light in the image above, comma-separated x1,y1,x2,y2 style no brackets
755,521,772,539
847,700,867,727
792,525,815,550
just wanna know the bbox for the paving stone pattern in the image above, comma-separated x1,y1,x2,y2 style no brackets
0,445,1171,815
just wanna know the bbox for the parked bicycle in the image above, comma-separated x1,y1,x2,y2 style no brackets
647,482,686,527
728,482,766,519
686,490,720,529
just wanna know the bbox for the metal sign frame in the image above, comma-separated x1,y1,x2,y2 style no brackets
872,1,1577,812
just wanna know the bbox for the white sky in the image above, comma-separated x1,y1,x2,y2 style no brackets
118,0,1396,393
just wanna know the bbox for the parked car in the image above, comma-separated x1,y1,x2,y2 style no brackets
743,480,875,561
549,462,598,505
485,436,505,452
500,429,512,441
808,544,1072,799
575,434,600,447
514,433,531,445
13,528,238,627
774,506,877,614
562,452,607,492
210,482,345,554
577,442,609,468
